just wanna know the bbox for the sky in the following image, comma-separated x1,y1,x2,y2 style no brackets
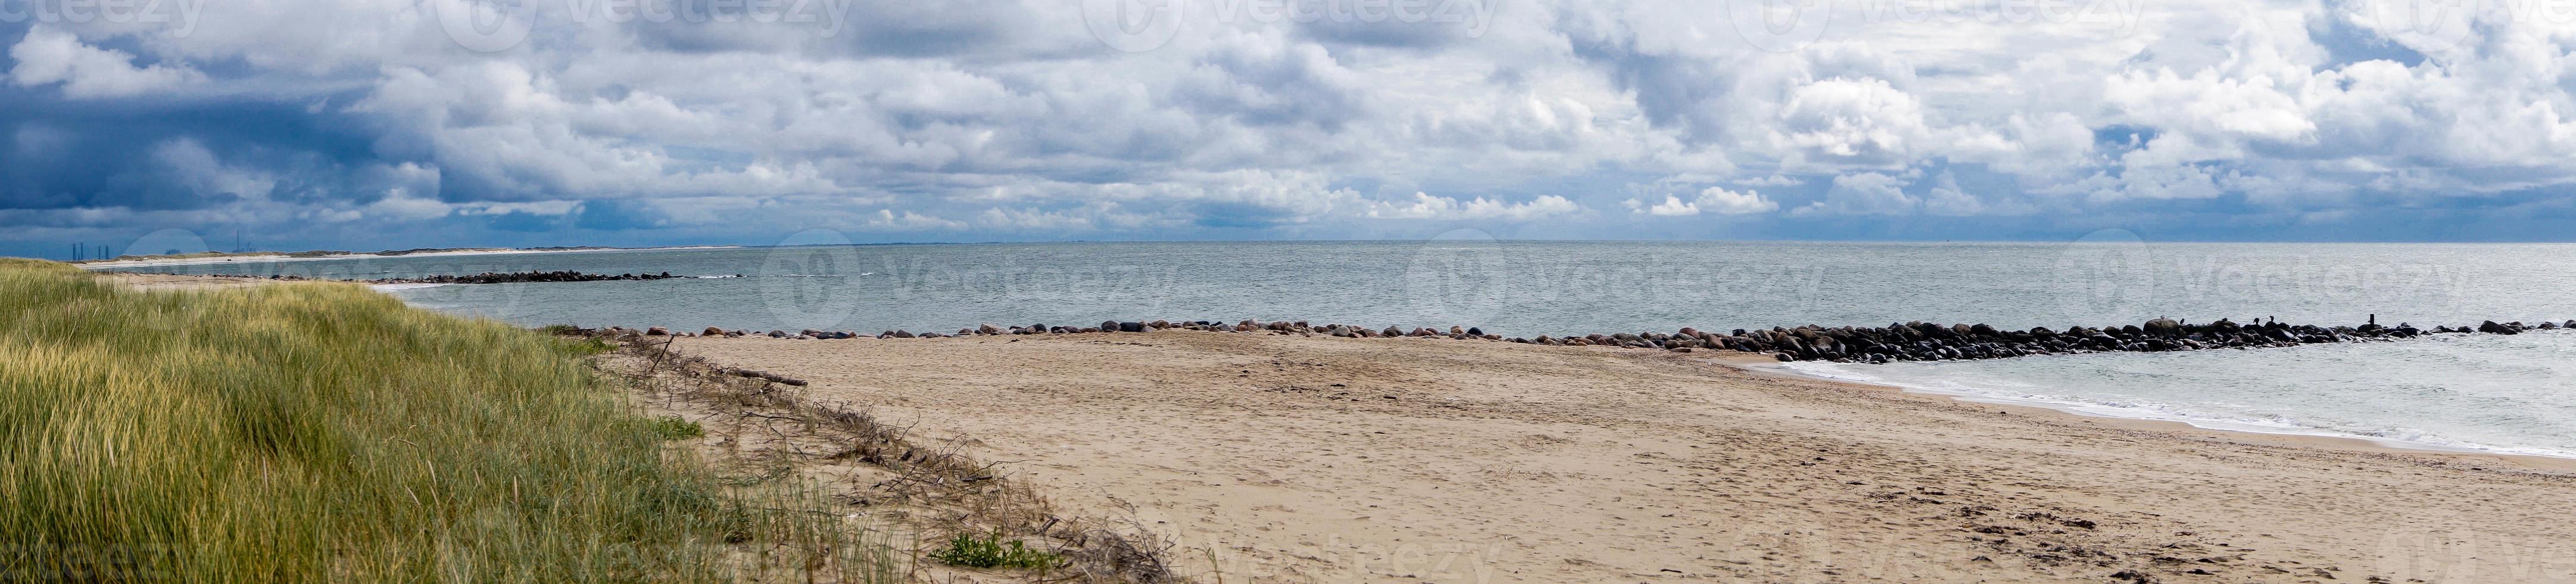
8,0,2576,258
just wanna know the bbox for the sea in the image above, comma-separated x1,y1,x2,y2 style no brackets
102,239,2576,458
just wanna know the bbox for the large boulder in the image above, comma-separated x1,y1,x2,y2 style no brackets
2143,318,2182,335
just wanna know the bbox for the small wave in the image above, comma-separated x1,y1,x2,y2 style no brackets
369,282,455,291
1774,361,2576,460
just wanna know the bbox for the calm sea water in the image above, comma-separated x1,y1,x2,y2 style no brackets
107,240,2576,456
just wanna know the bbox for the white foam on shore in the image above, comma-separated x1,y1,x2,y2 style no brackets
367,282,457,291
1767,360,2576,460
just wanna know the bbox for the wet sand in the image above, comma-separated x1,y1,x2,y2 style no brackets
667,331,2576,583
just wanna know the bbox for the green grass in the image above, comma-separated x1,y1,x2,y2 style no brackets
642,416,705,440
928,530,1065,570
0,259,892,583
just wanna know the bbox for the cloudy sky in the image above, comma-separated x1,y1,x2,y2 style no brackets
7,0,2576,257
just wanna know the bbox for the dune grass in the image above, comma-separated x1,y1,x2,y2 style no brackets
0,259,893,582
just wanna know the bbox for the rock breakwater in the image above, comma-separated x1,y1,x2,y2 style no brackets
576,316,2574,364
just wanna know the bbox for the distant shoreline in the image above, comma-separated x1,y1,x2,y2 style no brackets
72,245,743,269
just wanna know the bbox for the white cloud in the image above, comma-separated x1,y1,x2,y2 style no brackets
1366,192,1582,220
1772,77,1928,164
1627,187,1777,216
869,209,968,231
6,27,205,98
1796,172,1918,216
17,0,2576,245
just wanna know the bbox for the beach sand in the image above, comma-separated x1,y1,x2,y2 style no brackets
670,331,2576,583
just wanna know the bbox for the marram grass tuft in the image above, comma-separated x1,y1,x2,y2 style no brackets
0,260,893,583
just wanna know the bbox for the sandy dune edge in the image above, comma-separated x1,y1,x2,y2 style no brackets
669,331,2575,583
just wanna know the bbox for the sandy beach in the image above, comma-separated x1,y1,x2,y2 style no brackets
660,331,2576,583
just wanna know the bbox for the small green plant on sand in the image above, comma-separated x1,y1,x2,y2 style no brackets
644,415,704,440
930,530,1064,570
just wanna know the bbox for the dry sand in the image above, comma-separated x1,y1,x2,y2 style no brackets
672,331,2576,583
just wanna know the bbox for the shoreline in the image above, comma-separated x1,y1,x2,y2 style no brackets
99,269,2576,467
72,245,741,269
1724,356,2576,468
